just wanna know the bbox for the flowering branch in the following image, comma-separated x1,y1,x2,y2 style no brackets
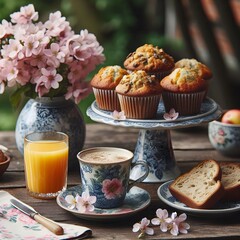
0,4,105,106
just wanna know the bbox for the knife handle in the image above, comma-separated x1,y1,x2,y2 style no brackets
34,214,64,235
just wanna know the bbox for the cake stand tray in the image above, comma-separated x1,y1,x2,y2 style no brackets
87,98,222,183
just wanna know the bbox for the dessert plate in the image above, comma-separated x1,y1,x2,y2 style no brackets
87,97,222,129
157,180,240,217
57,186,150,220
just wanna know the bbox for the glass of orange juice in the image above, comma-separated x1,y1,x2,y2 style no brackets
24,132,68,199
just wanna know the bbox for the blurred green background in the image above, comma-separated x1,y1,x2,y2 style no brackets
0,0,183,130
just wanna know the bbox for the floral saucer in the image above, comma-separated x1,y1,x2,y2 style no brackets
158,180,240,217
57,186,150,220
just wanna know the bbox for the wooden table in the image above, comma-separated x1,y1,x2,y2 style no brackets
1,123,240,239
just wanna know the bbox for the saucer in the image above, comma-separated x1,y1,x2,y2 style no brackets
57,186,151,220
158,180,240,217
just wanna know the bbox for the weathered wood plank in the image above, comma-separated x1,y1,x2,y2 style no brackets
1,124,240,239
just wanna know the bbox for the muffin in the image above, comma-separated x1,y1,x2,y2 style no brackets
160,68,207,116
91,65,128,111
123,44,175,80
175,58,212,97
115,70,162,119
175,58,212,80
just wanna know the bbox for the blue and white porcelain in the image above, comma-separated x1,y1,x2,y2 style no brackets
133,129,180,182
87,98,222,182
77,147,149,209
158,180,240,217
208,120,240,157
15,97,85,170
56,185,151,220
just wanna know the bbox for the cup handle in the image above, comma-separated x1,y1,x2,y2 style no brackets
128,161,149,190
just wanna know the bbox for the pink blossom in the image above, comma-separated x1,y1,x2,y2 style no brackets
133,217,154,238
151,208,169,232
163,108,179,120
165,212,190,236
175,213,190,234
35,79,49,97
102,178,124,199
16,61,32,85
45,11,70,37
65,82,92,104
218,128,225,136
44,43,65,67
67,30,105,63
112,110,126,120
10,4,38,24
30,53,48,68
24,35,40,57
75,191,96,213
65,194,79,210
0,19,13,38
0,59,16,84
39,68,63,89
0,81,5,94
6,39,23,59
6,66,18,84
67,61,84,83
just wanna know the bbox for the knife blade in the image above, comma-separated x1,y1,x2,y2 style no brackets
10,199,64,235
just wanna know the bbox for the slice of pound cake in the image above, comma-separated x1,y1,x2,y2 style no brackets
169,160,225,209
220,162,240,201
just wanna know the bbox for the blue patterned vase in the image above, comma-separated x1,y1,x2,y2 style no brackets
15,97,86,171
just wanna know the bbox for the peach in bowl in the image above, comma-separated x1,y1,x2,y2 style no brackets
208,109,240,157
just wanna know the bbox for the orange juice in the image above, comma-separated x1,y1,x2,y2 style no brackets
24,140,68,196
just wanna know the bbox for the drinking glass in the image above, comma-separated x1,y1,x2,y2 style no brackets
24,132,68,199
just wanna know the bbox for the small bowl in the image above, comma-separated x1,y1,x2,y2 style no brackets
0,155,11,177
208,120,240,157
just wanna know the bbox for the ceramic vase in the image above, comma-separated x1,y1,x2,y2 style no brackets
15,97,86,171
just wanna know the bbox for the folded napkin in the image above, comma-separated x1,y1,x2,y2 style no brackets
0,191,92,240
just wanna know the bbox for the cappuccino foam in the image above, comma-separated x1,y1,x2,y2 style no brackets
80,149,131,164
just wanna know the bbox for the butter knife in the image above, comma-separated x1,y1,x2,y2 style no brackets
10,199,64,235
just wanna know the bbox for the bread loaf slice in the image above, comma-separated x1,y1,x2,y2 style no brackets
220,162,240,201
169,159,224,209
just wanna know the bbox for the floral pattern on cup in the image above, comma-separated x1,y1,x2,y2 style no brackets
80,162,129,209
210,127,232,146
208,121,240,157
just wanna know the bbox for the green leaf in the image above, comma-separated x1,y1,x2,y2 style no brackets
9,85,32,108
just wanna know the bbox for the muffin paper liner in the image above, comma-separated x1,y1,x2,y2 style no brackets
162,91,206,116
117,94,160,119
93,88,120,111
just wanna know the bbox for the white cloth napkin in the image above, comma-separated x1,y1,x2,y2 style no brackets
0,190,92,240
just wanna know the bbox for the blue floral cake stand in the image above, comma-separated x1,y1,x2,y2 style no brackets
87,98,222,183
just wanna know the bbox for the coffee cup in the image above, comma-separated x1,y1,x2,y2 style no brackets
77,147,149,209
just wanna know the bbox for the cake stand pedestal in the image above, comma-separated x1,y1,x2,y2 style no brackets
87,98,222,183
